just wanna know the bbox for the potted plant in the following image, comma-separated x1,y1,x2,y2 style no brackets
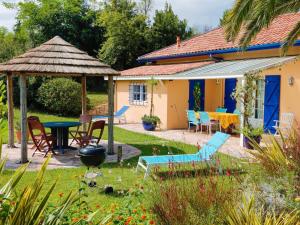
241,126,264,149
15,121,22,144
142,77,161,131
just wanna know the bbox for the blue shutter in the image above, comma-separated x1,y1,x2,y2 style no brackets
189,80,205,111
263,75,280,133
224,78,237,113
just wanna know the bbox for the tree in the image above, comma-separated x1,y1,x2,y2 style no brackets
149,2,193,50
223,0,300,53
138,0,153,17
98,0,149,70
13,0,104,56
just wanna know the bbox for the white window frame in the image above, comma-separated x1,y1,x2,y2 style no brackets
129,83,147,105
249,79,265,127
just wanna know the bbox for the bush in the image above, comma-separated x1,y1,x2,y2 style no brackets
37,78,82,116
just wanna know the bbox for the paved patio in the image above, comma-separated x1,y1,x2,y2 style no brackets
1,140,140,170
117,123,251,159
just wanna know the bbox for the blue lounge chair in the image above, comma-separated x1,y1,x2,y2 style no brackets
216,107,227,113
187,110,200,132
93,106,129,123
136,132,230,178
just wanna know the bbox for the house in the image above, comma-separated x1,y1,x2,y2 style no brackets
113,13,300,132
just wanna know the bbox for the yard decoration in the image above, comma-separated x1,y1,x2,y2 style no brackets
142,77,161,131
232,73,264,148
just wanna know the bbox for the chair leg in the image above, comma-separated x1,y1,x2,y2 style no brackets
144,166,151,179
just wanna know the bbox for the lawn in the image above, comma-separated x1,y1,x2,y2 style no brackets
0,109,244,220
87,92,108,108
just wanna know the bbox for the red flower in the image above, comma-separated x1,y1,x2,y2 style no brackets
58,192,64,198
149,220,155,224
141,214,147,220
226,169,231,176
118,215,123,220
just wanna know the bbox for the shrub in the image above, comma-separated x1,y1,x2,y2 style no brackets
37,78,82,116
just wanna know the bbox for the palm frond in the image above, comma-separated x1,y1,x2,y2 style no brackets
282,21,300,54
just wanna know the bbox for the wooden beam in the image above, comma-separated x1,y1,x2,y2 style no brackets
6,73,15,148
81,75,87,116
107,76,114,155
19,75,28,163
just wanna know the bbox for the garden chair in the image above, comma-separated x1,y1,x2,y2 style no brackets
216,107,227,113
136,132,230,178
28,117,55,157
69,114,92,146
199,112,221,134
93,106,129,123
273,112,294,136
77,120,105,147
187,110,200,132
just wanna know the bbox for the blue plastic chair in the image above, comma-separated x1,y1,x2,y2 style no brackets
233,109,241,115
93,106,129,123
199,112,221,134
186,110,200,132
216,107,227,113
136,132,230,178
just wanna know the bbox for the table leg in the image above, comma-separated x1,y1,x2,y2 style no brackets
62,127,69,149
57,128,64,154
51,128,57,149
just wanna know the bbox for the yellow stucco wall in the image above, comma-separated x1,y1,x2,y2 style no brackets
114,80,168,129
166,80,189,129
204,79,225,112
261,59,300,124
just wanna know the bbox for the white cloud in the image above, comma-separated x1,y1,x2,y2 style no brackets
0,0,18,30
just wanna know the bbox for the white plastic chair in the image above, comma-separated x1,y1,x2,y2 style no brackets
273,112,294,136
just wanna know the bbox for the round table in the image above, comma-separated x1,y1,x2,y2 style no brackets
43,121,81,154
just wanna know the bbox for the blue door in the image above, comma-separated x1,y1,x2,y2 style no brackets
263,75,280,133
189,80,205,111
224,78,237,113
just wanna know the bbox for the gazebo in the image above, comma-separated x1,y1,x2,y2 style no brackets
0,36,119,163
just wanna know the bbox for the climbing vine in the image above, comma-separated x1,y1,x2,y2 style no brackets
193,82,201,111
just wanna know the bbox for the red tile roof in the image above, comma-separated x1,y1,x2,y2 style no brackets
138,13,300,61
120,61,214,76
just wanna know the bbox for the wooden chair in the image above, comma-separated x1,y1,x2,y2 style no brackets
77,120,105,147
28,118,55,157
69,114,92,146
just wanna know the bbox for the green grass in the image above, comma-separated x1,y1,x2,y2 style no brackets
0,109,245,217
87,92,108,108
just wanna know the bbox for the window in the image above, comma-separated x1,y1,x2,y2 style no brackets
129,83,147,105
253,79,265,120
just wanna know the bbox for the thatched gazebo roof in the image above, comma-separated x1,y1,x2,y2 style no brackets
0,36,119,76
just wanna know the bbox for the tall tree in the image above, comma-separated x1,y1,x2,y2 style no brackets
223,0,300,53
98,0,149,70
149,2,193,50
13,0,104,56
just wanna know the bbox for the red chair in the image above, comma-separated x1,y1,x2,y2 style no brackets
28,117,55,157
77,120,105,147
69,114,92,146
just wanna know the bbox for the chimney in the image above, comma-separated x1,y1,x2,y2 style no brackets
176,36,181,48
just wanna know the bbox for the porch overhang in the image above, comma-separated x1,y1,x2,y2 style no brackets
112,56,297,81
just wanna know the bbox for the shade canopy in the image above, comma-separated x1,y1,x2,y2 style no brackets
0,36,119,76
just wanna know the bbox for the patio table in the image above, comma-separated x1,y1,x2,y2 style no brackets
43,121,81,154
196,112,239,129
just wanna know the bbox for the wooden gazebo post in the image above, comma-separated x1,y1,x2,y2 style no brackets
81,75,87,131
19,74,28,163
6,72,15,148
107,75,114,155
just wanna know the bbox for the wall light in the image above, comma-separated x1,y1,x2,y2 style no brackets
288,76,294,86
216,79,221,85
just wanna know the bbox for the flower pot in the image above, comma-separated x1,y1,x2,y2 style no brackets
243,135,261,149
142,121,156,131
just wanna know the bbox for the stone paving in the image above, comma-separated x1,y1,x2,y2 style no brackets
1,140,141,170
117,123,251,159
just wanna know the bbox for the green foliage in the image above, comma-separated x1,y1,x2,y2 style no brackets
223,0,300,54
37,78,82,116
98,0,149,70
149,2,193,50
241,126,264,138
0,80,7,129
226,196,300,225
14,0,104,56
141,115,160,125
193,82,201,111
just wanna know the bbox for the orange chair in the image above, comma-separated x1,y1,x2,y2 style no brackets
69,114,92,146
28,117,55,157
77,120,105,147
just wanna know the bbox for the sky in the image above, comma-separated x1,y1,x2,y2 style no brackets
0,0,235,31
